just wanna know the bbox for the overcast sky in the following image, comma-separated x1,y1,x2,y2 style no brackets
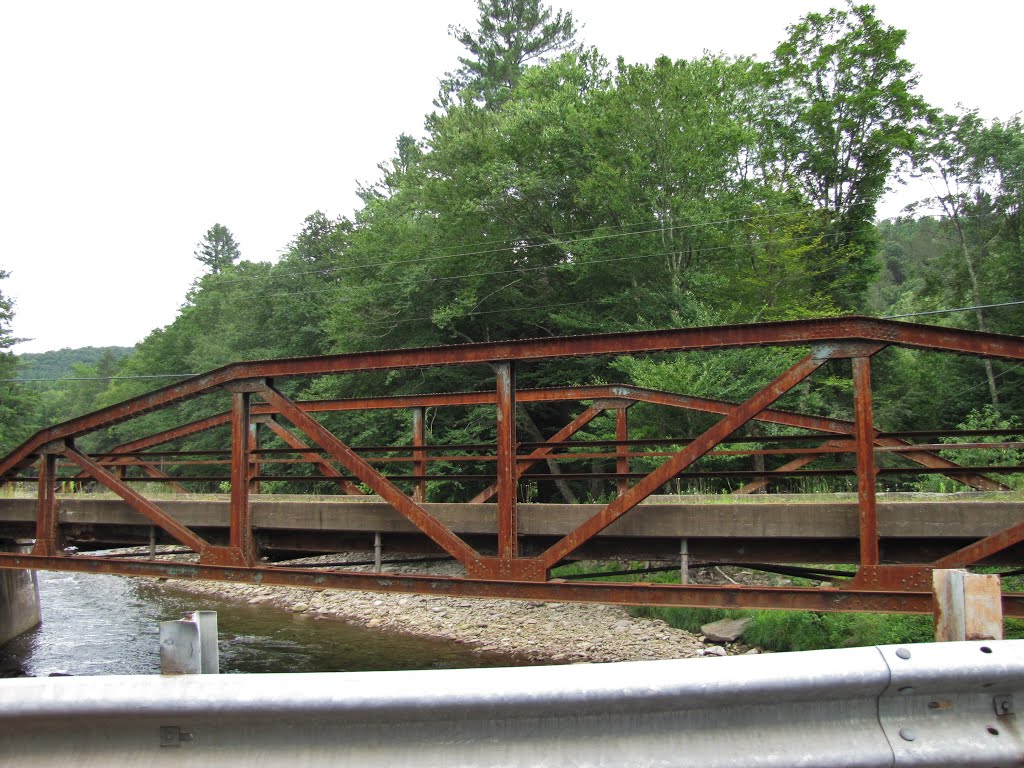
2,0,1021,354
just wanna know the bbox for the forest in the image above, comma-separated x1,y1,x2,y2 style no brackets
1,0,1022,498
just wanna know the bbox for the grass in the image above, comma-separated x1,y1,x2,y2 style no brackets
552,559,1024,652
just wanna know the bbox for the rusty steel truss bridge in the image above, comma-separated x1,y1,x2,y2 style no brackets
1,316,1023,616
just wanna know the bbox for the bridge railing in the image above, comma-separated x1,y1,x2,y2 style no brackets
2,316,1023,612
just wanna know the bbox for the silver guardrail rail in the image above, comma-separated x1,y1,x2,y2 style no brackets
0,640,1021,767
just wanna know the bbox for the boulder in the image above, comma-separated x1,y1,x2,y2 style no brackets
700,617,753,643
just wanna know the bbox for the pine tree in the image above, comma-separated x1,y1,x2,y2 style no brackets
194,223,241,274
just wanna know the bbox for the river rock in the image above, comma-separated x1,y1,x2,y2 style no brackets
700,617,753,643
702,646,728,657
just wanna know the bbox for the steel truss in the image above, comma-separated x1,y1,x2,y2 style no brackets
2,315,1024,612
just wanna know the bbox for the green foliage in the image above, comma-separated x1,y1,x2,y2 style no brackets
441,0,578,109
194,223,241,275
767,2,930,306
0,270,36,455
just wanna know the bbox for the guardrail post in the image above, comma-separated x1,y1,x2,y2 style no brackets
933,569,1003,642
160,610,219,674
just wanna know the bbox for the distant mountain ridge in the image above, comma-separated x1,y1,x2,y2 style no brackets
17,346,134,380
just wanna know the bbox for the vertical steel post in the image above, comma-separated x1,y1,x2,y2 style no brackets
853,356,879,566
616,409,630,497
230,391,256,564
412,407,426,503
496,362,518,560
33,452,60,556
248,421,261,495
374,532,382,573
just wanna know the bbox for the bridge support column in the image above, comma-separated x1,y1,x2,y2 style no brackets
0,545,40,647
229,390,258,565
853,356,879,567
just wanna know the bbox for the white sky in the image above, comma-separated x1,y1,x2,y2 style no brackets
2,0,1021,354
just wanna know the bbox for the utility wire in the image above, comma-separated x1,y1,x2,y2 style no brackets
193,207,819,287
883,299,1024,319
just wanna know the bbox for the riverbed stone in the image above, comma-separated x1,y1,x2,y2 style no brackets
700,617,753,643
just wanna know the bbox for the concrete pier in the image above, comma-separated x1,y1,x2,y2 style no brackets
0,546,40,646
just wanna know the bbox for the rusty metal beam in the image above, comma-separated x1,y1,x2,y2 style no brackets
7,317,1024,482
470,405,605,504
32,453,59,556
933,519,1024,569
537,353,831,572
0,550,998,616
84,384,1007,495
229,391,257,565
495,362,518,560
62,446,209,554
853,357,879,567
262,418,364,496
257,383,482,568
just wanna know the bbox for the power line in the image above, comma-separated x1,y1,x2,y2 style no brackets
197,207,819,288
883,299,1024,319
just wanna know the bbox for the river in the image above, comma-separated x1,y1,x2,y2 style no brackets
0,571,534,676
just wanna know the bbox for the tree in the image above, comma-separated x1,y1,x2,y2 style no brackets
440,0,577,109
767,2,929,306
0,270,35,455
194,223,241,274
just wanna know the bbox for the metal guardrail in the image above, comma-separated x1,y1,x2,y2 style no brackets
0,640,1021,766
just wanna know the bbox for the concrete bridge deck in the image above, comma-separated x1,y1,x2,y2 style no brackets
1,493,1021,565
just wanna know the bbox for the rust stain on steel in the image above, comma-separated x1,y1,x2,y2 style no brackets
229,391,257,565
495,362,518,561
853,356,879,566
32,453,60,556
932,518,1024,569
258,383,482,568
63,446,209,554
7,316,1024,482
537,353,830,571
0,550,968,615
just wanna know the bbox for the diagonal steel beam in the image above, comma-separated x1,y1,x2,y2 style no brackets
262,418,365,496
63,446,209,553
112,457,190,494
470,405,605,504
69,383,1012,495
932,519,1024,569
257,383,481,568
536,353,831,571
734,439,855,494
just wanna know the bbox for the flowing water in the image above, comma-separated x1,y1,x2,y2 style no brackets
0,571,533,676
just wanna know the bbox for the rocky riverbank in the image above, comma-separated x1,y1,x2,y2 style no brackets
159,555,761,664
